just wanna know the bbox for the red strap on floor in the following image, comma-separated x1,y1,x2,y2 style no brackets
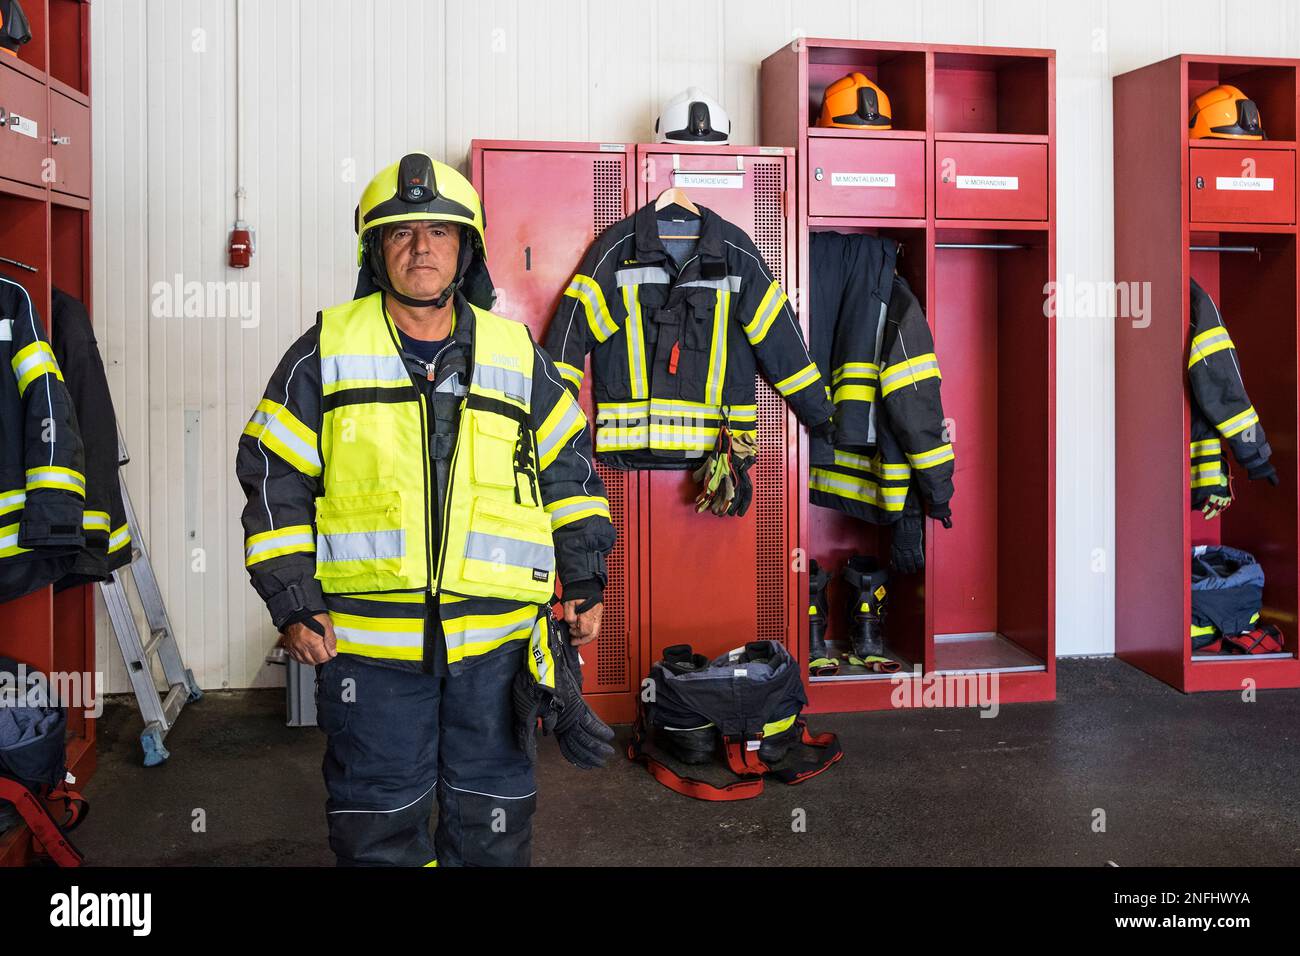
0,778,84,867
627,711,842,802
1224,624,1285,655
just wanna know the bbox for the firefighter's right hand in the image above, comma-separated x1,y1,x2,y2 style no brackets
282,613,337,665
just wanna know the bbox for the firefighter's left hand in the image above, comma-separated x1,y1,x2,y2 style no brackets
562,599,603,647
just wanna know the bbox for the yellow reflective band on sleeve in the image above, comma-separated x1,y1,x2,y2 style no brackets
620,285,648,400
555,361,584,390
564,274,617,343
1191,460,1223,488
245,524,316,567
82,510,111,534
832,362,880,385
832,384,875,404
108,524,131,554
773,362,821,397
25,466,86,497
1188,326,1234,366
544,495,611,531
536,389,588,472
880,353,941,397
907,443,955,470
809,468,908,511
1190,439,1222,458
742,281,786,346
243,398,323,477
0,489,26,518
10,341,64,397
761,713,797,737
0,521,30,559
1218,406,1259,438
705,289,729,406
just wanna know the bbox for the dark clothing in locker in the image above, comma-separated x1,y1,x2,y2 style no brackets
1187,279,1275,510
807,233,954,526
50,288,132,589
0,276,85,604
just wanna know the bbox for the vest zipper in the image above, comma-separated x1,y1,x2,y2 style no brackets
419,338,461,599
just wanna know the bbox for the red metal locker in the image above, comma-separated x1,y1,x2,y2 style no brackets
1189,146,1295,225
806,135,926,219
471,141,639,722
49,91,90,198
633,144,798,668
0,66,49,190
935,140,1048,221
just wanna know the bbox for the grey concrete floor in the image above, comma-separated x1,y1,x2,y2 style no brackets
73,657,1300,866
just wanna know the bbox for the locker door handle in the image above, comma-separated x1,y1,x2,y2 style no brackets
524,245,532,271
51,130,71,146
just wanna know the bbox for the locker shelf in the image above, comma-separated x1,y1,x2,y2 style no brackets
931,632,1047,674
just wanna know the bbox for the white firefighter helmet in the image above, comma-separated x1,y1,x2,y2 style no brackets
655,87,731,145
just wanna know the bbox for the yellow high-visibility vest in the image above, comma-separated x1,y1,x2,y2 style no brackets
315,293,555,605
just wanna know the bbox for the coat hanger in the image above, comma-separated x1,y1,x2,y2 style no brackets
655,187,700,216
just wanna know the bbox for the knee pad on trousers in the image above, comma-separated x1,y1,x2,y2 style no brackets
435,784,536,867
326,781,438,867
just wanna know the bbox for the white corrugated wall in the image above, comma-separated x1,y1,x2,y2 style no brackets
89,0,1300,691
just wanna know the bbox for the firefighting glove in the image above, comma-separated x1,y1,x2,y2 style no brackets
1202,473,1234,520
512,614,616,770
890,511,925,574
928,502,954,529
726,431,758,517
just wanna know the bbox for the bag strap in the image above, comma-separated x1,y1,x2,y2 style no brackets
0,777,84,867
628,704,842,802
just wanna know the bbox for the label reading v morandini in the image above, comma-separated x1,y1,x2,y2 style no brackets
955,175,1019,190
1216,177,1274,192
831,172,896,187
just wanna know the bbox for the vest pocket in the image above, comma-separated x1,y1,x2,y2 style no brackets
459,496,555,602
314,491,406,588
471,412,521,490
328,412,394,484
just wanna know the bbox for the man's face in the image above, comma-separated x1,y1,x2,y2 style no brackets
381,220,461,301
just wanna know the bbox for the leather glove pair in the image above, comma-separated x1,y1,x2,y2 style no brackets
512,612,616,770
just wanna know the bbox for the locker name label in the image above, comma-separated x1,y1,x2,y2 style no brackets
672,172,743,189
1216,177,1274,192
955,175,1019,190
831,172,896,187
8,114,38,139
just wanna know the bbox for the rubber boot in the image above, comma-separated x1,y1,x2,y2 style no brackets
843,555,888,666
807,560,837,675
658,645,718,765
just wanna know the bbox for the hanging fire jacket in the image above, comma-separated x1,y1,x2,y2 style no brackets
50,288,131,588
543,201,835,470
807,236,954,525
0,276,86,604
1188,279,1275,510
1190,545,1263,649
237,292,616,672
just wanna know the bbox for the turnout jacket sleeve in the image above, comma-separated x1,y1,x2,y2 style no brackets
878,277,955,519
5,281,86,548
236,326,326,629
1188,280,1271,474
731,232,836,430
543,227,626,397
529,343,616,599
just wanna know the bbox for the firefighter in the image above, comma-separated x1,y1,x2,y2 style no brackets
236,153,617,866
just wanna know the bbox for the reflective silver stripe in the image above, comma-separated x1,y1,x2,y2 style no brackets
0,527,20,551
321,353,409,385
249,409,322,471
463,532,555,573
749,285,784,337
26,468,85,492
615,266,672,286
108,526,131,552
546,498,607,524
881,358,939,389
245,529,315,561
678,275,743,292
333,625,424,649
318,529,406,563
537,400,582,463
12,347,55,383
444,615,535,652
83,511,111,533
0,491,25,514
435,372,467,395
529,618,554,688
472,363,532,403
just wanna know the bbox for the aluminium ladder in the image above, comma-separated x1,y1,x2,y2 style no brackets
99,430,202,766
